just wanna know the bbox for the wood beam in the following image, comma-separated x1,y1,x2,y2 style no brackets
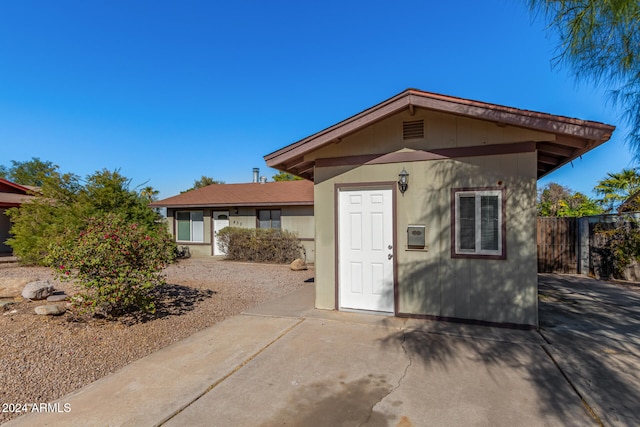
537,142,575,157
538,154,561,165
555,135,588,149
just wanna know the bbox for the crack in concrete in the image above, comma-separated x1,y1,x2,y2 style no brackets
539,340,604,427
358,329,413,427
157,318,305,427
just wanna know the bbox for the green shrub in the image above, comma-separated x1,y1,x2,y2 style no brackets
6,169,162,265
47,213,176,318
593,218,640,279
216,227,303,263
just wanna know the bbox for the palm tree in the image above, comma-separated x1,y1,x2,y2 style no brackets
594,168,640,212
528,0,639,155
140,186,159,202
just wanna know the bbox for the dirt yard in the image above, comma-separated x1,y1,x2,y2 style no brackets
0,258,313,423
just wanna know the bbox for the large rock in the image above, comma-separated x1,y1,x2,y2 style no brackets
0,278,29,298
290,258,308,271
35,305,66,316
22,281,55,300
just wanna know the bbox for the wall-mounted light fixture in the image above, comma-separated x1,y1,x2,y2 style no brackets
398,168,409,194
234,207,239,214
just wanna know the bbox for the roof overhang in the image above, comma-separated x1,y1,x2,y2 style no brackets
264,89,615,180
156,201,314,209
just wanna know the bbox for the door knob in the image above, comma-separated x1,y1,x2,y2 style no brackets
388,253,393,260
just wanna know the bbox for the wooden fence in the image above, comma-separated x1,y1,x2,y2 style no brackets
537,217,577,273
537,214,640,280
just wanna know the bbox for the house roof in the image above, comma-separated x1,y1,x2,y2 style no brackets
0,178,36,208
264,88,615,180
150,180,314,208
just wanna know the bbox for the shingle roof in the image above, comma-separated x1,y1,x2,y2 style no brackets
150,180,314,208
0,192,35,207
0,178,36,207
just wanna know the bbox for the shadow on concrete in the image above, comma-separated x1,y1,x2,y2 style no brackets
378,274,640,426
537,274,640,426
379,326,587,423
259,375,392,427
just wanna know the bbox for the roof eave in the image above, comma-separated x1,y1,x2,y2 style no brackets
264,89,616,181
153,201,314,209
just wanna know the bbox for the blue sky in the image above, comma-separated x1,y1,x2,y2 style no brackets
0,0,633,199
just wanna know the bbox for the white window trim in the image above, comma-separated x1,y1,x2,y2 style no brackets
176,210,204,243
453,189,504,258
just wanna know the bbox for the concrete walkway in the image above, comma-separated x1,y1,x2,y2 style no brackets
5,275,639,426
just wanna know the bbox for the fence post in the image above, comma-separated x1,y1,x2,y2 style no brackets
577,217,590,275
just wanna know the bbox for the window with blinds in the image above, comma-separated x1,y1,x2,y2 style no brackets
176,211,204,242
453,188,505,258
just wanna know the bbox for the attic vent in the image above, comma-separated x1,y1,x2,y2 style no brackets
403,120,424,140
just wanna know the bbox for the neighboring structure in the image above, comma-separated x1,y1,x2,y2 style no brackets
0,178,36,253
265,88,614,328
150,173,315,262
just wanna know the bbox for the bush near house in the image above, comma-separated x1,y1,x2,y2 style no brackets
593,218,640,279
6,169,164,265
47,213,176,318
216,227,303,263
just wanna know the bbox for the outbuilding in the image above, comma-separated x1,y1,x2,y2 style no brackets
265,89,614,328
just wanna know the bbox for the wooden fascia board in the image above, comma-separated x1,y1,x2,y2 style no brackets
0,179,31,194
265,95,411,167
408,94,614,140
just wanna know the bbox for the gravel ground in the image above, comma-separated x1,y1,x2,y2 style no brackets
0,258,313,424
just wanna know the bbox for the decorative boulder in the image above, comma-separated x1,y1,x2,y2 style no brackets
0,278,29,298
22,281,55,300
290,258,308,271
35,305,66,316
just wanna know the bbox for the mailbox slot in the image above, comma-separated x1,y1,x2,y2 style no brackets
407,225,426,249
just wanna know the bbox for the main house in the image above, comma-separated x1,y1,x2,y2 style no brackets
265,89,614,329
150,172,315,262
0,178,36,254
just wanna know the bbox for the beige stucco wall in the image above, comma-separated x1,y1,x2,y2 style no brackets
166,206,315,262
313,111,539,327
166,208,213,257
306,109,553,162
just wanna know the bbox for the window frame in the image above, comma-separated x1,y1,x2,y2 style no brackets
451,187,506,260
257,209,282,229
176,210,205,243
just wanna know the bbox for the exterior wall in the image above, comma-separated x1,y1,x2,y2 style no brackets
282,206,315,262
0,208,12,253
314,150,538,327
167,205,315,262
305,109,554,163
166,208,212,257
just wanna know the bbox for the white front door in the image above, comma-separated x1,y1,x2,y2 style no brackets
213,212,229,256
338,188,394,313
